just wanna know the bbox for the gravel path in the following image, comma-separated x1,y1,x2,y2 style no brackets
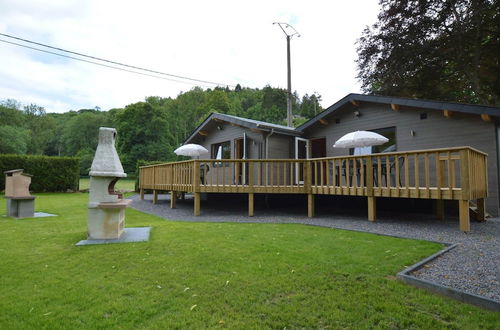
129,193,500,302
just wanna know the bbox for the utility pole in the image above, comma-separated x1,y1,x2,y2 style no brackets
273,22,300,127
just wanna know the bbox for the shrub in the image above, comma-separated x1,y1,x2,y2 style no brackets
0,154,79,192
75,148,94,176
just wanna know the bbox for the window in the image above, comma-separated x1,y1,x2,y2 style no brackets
212,141,231,159
349,127,396,155
371,127,396,153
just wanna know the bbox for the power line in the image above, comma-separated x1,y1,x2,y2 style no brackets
0,39,217,88
0,32,235,88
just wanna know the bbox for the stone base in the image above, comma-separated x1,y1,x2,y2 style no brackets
6,197,35,218
76,227,151,246
87,207,125,239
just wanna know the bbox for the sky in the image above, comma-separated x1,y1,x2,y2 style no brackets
0,0,380,113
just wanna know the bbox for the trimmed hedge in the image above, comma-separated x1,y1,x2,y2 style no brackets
0,154,80,192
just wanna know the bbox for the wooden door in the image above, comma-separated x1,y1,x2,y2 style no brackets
311,138,326,185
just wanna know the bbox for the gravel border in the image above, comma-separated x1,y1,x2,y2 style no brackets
398,243,499,311
129,193,500,304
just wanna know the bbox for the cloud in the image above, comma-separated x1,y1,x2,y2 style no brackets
0,0,379,113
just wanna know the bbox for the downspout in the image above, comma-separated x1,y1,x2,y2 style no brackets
263,128,275,209
264,128,275,159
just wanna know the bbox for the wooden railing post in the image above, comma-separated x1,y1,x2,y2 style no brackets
305,161,314,217
248,161,254,217
192,160,201,216
459,148,470,232
192,160,200,192
151,166,157,203
460,149,470,201
168,164,172,191
436,152,444,220
248,161,254,188
366,156,376,222
366,156,374,197
138,166,144,199
476,198,486,222
305,161,312,192
170,190,177,209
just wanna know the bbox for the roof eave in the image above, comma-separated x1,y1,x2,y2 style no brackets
183,112,301,144
297,93,500,131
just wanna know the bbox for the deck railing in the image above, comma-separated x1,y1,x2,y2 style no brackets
309,147,488,200
140,147,487,199
139,146,488,231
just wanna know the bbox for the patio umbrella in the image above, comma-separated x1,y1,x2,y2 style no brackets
333,131,388,149
174,144,209,158
215,146,222,160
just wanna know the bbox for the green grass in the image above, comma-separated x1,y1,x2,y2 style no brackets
0,194,497,329
79,178,136,192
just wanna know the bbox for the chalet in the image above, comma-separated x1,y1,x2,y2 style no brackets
140,94,499,230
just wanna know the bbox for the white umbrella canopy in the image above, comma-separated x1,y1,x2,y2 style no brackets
174,144,209,157
215,145,222,160
333,131,388,149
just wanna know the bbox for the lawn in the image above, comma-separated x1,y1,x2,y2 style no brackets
79,178,136,192
0,193,497,329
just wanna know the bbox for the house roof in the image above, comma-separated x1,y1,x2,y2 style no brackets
184,112,300,144
298,93,500,131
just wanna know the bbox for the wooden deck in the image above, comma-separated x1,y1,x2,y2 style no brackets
139,146,488,231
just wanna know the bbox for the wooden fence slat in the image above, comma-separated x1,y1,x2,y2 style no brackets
385,155,390,188
424,153,430,197
404,154,409,189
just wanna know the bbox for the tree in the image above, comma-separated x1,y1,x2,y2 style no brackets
203,89,231,114
0,125,30,154
23,104,55,154
299,93,323,118
260,86,287,123
61,111,110,156
114,102,173,173
76,147,95,176
356,0,500,105
165,87,207,146
0,102,24,127
45,112,75,156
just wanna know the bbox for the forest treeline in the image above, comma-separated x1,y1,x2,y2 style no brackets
0,85,322,175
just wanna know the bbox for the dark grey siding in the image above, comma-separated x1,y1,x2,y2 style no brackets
191,122,245,159
302,103,499,216
268,135,294,159
190,122,289,160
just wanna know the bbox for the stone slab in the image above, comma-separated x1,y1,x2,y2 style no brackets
34,212,57,218
76,227,151,246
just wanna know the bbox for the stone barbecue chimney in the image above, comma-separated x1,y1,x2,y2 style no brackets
4,169,35,218
87,127,130,239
